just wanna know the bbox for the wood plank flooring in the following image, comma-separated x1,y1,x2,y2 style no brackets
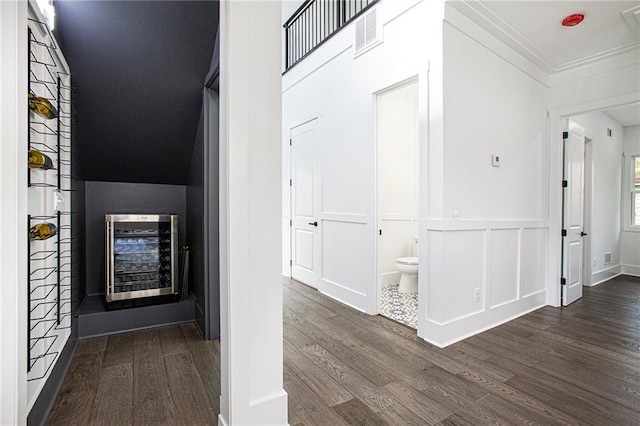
283,275,640,425
48,275,640,425
47,322,220,425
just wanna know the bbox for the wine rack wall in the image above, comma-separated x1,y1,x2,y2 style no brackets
27,14,74,409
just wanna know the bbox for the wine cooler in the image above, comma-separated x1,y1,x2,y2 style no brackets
105,214,178,304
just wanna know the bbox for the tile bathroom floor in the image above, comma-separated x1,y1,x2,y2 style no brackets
379,283,418,328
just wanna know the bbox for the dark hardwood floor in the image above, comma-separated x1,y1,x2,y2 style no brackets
283,275,640,425
48,275,640,425
47,322,220,425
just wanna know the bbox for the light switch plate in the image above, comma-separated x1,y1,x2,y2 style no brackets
491,155,500,167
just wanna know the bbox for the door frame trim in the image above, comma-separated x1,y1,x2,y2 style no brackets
548,92,640,307
373,76,420,315
582,136,594,287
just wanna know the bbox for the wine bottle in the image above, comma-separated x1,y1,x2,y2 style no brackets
28,149,55,170
28,223,57,240
28,92,58,119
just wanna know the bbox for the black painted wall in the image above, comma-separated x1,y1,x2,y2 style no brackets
205,89,220,340
187,108,206,333
84,181,187,296
71,178,86,316
54,0,219,185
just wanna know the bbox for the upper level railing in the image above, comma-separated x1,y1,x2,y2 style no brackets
283,0,380,72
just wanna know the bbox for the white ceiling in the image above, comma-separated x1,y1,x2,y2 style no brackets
603,103,640,127
447,1,640,73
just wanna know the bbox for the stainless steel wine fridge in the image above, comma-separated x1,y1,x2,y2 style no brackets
105,214,178,304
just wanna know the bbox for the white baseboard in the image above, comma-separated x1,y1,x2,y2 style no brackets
622,264,640,278
282,263,291,278
418,292,546,348
381,271,400,287
590,264,622,286
218,390,288,426
250,389,288,425
218,414,229,426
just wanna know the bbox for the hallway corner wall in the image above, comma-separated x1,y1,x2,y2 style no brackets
422,6,550,346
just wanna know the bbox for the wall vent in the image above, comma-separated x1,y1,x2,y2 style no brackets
355,9,378,52
604,252,612,265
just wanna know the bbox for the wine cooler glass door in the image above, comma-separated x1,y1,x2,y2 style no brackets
106,215,176,302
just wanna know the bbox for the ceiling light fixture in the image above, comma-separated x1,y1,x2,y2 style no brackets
562,13,585,27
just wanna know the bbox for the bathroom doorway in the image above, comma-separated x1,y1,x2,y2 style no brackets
375,78,420,328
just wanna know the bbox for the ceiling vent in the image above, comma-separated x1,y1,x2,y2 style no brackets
355,8,378,53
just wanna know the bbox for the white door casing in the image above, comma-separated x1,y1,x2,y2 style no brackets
582,138,593,287
290,119,321,288
375,78,420,311
562,120,585,306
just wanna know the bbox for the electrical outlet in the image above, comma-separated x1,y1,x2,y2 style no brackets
474,288,480,303
592,259,596,269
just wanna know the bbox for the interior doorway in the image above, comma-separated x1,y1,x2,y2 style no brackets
561,120,586,306
560,102,638,306
289,118,321,289
375,78,420,327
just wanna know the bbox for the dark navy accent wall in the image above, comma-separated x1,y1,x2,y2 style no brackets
187,108,206,334
84,181,187,296
54,1,219,185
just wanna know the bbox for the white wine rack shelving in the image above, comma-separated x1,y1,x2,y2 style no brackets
27,11,74,408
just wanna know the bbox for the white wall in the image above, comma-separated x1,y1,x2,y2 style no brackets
219,1,287,424
570,112,624,285
441,22,547,221
282,0,432,313
378,80,419,287
622,125,640,277
281,0,304,24
422,8,549,346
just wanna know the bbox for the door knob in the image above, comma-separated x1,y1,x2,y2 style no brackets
581,231,588,236
308,221,318,227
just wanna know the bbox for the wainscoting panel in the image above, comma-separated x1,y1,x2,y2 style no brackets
422,221,548,347
488,229,520,308
522,228,547,297
321,218,373,312
427,229,485,324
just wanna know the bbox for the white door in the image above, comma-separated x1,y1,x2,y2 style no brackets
562,121,586,306
290,119,321,288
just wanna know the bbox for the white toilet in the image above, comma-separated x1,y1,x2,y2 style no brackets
395,236,419,293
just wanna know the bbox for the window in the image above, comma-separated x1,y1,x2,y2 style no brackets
634,156,640,226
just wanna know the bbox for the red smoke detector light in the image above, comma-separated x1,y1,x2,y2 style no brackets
562,13,584,27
